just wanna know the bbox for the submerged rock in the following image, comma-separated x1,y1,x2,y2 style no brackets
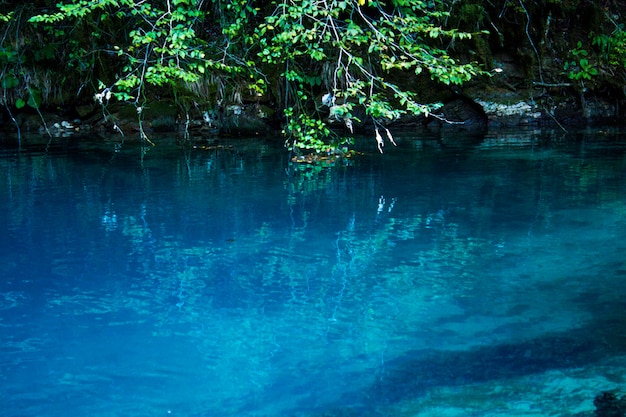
594,391,626,417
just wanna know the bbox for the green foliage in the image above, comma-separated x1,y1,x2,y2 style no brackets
254,0,484,152
5,0,626,153
283,107,354,154
0,9,52,112
0,11,12,23
31,0,209,99
591,24,626,73
564,22,626,94
0,12,21,107
15,0,484,151
28,0,250,143
564,41,599,81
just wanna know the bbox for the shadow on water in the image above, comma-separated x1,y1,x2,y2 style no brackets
373,335,597,402
311,303,626,417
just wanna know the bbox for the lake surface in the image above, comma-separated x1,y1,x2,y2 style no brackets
1,128,626,416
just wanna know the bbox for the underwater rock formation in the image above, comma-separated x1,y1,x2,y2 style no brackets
594,391,626,417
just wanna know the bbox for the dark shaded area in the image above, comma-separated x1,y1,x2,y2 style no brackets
427,95,489,130
370,333,600,405
595,391,626,417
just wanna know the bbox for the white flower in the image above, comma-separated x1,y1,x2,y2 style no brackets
321,93,335,107
375,128,384,153
344,118,353,133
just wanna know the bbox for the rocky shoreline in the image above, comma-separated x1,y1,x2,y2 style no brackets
3,61,623,140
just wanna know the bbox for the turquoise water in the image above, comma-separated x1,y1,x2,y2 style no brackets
1,129,626,416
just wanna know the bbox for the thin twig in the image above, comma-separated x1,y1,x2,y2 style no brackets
518,0,543,83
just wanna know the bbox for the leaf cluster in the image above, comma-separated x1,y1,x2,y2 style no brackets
254,0,485,152
1,0,485,151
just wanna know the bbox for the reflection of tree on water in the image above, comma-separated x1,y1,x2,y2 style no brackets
112,155,503,414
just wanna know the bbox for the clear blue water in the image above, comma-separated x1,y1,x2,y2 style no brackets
1,129,626,416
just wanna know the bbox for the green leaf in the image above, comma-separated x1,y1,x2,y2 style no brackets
27,91,42,109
